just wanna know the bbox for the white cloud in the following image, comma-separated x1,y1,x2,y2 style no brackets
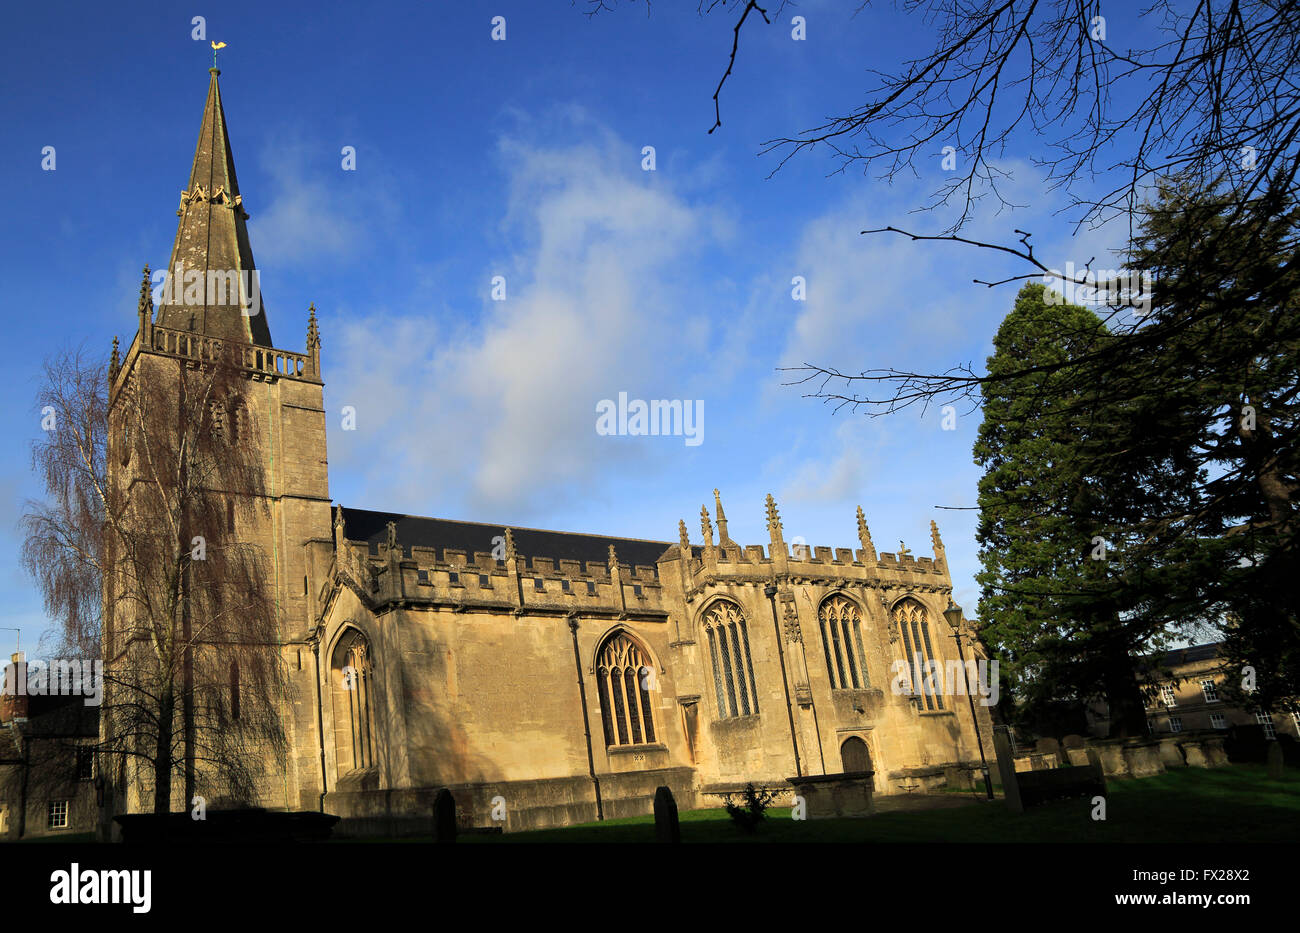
327,125,723,514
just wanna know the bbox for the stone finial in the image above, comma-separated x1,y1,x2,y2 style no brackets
307,303,321,349
333,505,347,551
714,488,732,546
109,336,120,378
898,540,911,558
764,493,784,545
678,519,690,551
503,528,516,560
700,505,714,548
856,506,877,561
608,544,618,570
138,265,153,315
386,520,399,553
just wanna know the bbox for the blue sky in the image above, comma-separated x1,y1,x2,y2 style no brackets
1,0,1153,653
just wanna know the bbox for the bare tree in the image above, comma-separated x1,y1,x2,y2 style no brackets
23,331,287,818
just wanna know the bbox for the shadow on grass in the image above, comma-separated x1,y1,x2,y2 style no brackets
444,764,1300,844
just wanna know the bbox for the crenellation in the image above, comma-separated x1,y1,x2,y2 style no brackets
815,545,834,562
835,548,854,563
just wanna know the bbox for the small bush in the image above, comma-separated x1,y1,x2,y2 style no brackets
722,783,776,833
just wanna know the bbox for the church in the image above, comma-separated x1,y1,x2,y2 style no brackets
103,68,994,835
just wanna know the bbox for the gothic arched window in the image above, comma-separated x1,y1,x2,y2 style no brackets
596,632,657,746
331,629,375,772
701,600,759,718
820,595,869,689
893,598,945,710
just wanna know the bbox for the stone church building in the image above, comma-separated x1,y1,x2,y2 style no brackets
104,69,993,834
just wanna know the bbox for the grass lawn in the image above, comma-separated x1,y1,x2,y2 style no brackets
445,764,1299,843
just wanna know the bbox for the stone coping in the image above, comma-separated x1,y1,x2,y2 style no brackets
786,770,874,786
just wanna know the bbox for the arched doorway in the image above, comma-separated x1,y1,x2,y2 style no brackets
841,735,872,773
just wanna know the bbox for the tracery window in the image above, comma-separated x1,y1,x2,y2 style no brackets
596,632,657,746
331,629,375,772
820,595,869,689
702,600,759,718
893,598,945,711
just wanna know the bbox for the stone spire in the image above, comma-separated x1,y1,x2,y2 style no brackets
700,505,714,548
764,493,784,548
714,488,733,547
503,528,516,561
109,337,120,379
678,519,690,551
154,67,273,346
856,506,877,562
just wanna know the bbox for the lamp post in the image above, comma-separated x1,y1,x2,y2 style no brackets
944,602,994,800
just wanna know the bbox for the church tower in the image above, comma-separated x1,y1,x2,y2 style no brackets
104,67,332,820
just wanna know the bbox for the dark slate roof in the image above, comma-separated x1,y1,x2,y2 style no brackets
18,694,100,738
1159,643,1222,667
1137,642,1222,671
339,507,677,572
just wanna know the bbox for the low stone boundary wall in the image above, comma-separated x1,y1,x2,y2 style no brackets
325,766,697,836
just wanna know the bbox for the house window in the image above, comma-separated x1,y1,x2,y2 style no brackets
702,600,760,718
586,581,596,596
1201,680,1218,703
448,571,460,585
1169,716,1183,733
632,584,643,598
76,747,94,781
1210,713,1226,729
417,569,430,584
1160,684,1177,707
893,598,944,710
48,800,69,830
1257,712,1276,740
820,595,869,690
561,579,571,593
595,632,657,746
479,574,491,588
533,578,545,591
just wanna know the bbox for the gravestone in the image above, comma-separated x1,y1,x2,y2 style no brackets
1268,741,1285,780
1036,737,1062,767
433,788,457,843
654,785,680,843
992,726,1023,813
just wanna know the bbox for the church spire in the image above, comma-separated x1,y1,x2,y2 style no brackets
155,67,273,347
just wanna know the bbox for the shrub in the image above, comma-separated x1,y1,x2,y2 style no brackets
722,783,776,833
